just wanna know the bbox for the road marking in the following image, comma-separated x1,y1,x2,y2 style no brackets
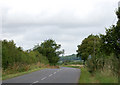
49,74,53,77
53,72,56,74
33,81,39,83
41,77,47,80
30,81,39,85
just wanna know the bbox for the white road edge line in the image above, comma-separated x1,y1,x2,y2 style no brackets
41,77,47,80
49,74,53,77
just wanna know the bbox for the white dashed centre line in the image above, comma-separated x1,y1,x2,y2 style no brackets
49,74,53,77
41,77,47,80
30,81,39,85
33,81,39,83
53,72,56,74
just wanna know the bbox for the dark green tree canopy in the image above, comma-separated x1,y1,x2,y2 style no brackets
2,40,49,69
33,39,64,65
100,8,120,58
100,7,120,83
76,34,100,62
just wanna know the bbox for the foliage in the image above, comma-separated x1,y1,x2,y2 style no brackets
59,54,82,65
77,8,120,83
76,34,101,63
28,51,49,65
2,40,49,70
100,7,120,59
79,67,97,83
33,39,64,65
100,26,120,57
2,64,45,80
100,7,120,82
60,54,81,61
79,67,118,83
95,70,118,83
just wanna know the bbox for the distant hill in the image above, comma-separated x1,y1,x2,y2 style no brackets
59,54,81,62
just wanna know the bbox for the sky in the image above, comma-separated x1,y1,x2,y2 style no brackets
0,0,119,55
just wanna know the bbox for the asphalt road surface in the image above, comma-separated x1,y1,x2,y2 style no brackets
2,67,80,84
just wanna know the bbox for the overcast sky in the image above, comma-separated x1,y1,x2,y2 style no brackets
0,0,119,55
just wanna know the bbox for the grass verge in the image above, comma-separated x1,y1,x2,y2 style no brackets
62,65,118,83
3,64,60,80
63,65,98,83
79,67,98,83
79,67,118,83
62,65,80,68
95,71,118,83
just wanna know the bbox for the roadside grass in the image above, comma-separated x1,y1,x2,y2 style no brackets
79,67,98,83
62,65,98,83
61,65,118,83
2,63,60,80
2,67,44,80
62,65,80,68
95,71,118,83
79,67,118,83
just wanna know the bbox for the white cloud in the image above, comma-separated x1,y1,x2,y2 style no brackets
1,0,119,55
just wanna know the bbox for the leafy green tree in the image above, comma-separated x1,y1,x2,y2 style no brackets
2,40,17,69
76,34,100,64
33,39,64,65
100,8,120,57
28,51,49,64
100,7,120,82
2,40,49,70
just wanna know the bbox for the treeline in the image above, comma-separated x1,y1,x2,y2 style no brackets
59,54,82,65
2,39,63,74
77,8,120,82
60,54,81,62
33,39,64,65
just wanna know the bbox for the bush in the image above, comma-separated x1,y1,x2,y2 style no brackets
2,40,49,76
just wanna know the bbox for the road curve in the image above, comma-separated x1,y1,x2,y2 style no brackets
2,67,80,84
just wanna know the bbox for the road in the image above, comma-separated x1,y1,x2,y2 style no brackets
2,67,80,85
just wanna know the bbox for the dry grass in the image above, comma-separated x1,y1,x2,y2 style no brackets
46,65,59,69
2,62,60,80
70,64,84,68
2,62,45,79
79,67,118,83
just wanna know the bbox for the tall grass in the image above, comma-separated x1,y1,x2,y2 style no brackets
79,67,118,83
2,62,48,80
79,67,98,83
95,70,118,83
2,62,60,80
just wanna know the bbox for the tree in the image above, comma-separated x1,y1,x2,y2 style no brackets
76,34,100,64
100,8,120,57
2,39,49,70
2,40,17,69
33,39,64,65
100,7,120,82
